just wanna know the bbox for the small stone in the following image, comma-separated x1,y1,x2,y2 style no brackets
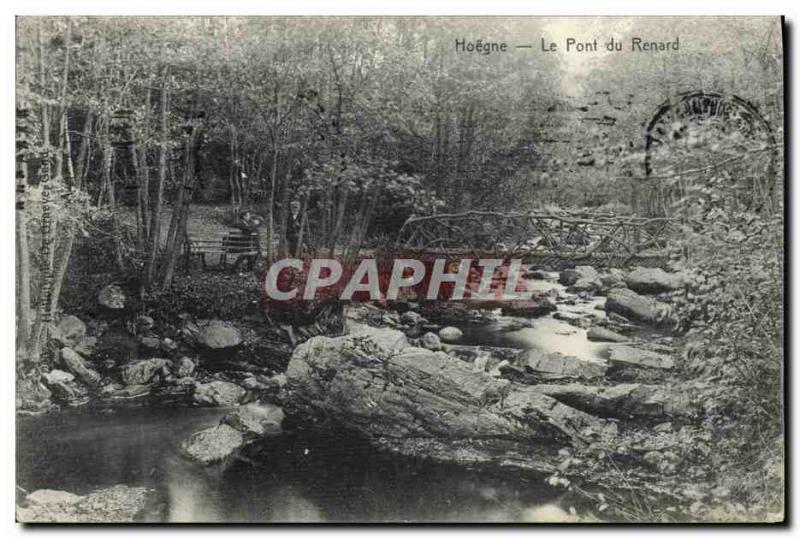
524,350,607,379
17,485,149,523
606,287,668,325
52,316,87,348
161,338,178,352
140,336,161,350
180,424,244,464
41,370,88,405
27,489,81,506
404,324,421,338
135,315,155,332
420,332,443,351
501,297,557,318
559,266,601,292
654,421,673,433
553,312,592,329
100,382,123,395
198,320,242,349
625,267,685,294
400,311,426,325
193,380,246,407
175,356,196,378
221,403,285,437
120,358,171,385
98,284,126,310
608,345,675,370
107,384,151,400
525,270,558,281
586,326,629,343
438,326,463,343
44,369,74,384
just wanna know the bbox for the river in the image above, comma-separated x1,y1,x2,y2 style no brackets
17,276,609,523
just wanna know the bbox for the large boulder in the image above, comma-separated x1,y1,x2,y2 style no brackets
16,485,150,523
283,333,618,473
559,266,601,292
193,380,246,407
52,316,86,348
608,345,675,370
97,284,127,310
605,287,667,325
59,348,102,387
198,321,242,350
500,296,557,318
523,349,607,380
625,267,685,294
120,358,170,385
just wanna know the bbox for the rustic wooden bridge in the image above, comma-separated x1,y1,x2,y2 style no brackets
394,210,674,269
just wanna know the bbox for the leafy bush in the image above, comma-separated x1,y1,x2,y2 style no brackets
668,197,784,518
146,272,263,323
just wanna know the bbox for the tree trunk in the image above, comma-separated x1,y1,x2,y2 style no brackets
16,131,31,361
27,27,54,363
266,132,279,262
162,122,200,289
145,72,169,288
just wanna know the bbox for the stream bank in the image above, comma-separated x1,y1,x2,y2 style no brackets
17,264,707,522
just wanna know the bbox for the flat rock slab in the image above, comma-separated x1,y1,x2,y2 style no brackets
500,297,557,318
608,345,675,370
16,485,149,523
523,350,608,379
180,424,244,464
587,326,629,343
537,382,704,418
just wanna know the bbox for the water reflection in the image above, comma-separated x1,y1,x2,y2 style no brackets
17,406,561,522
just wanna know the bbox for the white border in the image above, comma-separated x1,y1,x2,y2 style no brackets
2,1,796,536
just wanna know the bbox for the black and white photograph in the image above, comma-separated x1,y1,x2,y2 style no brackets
12,13,785,524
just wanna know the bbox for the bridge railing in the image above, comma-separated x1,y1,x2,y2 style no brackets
394,210,675,269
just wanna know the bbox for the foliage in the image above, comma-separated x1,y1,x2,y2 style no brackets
146,272,263,323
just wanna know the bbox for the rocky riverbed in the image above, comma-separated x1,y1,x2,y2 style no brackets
17,265,705,522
